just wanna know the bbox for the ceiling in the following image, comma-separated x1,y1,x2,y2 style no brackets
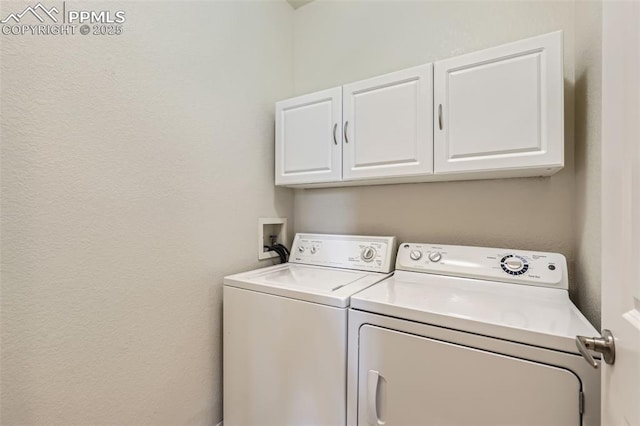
286,0,315,9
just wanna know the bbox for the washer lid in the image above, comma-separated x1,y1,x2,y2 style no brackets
350,271,599,355
224,263,391,308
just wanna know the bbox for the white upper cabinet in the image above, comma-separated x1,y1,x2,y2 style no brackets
433,31,564,175
275,87,342,185
342,65,433,181
275,31,564,187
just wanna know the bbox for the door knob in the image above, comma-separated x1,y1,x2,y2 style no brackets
575,329,615,368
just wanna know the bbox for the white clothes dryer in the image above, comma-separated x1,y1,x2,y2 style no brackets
347,242,600,426
224,233,397,426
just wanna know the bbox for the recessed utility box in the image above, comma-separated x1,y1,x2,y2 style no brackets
258,217,288,260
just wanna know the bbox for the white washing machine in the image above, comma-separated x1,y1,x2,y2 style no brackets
224,233,397,426
347,242,601,426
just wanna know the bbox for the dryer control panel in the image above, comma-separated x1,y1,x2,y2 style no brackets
396,243,568,289
291,233,397,273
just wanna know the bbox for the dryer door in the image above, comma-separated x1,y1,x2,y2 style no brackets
357,325,581,426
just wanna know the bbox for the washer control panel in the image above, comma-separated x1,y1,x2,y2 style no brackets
290,233,397,273
397,243,567,289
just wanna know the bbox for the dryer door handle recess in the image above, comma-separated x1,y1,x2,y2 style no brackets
367,370,385,425
576,329,616,368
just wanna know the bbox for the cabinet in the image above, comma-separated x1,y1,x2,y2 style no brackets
343,65,433,181
275,31,564,188
275,66,432,186
434,31,563,175
275,87,342,186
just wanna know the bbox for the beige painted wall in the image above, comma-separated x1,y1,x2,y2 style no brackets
0,1,293,424
292,0,601,325
574,0,602,329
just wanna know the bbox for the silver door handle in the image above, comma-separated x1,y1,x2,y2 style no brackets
576,329,615,368
333,123,338,145
344,121,350,143
438,104,443,130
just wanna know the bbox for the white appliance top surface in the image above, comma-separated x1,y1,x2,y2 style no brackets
351,271,597,354
352,242,598,355
224,263,391,308
248,264,368,292
223,233,397,307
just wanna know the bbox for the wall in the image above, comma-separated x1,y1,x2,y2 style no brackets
0,1,293,424
573,0,602,329
291,1,601,319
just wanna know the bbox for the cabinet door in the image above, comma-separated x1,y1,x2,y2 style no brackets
434,31,563,175
275,88,342,186
357,325,580,426
343,65,433,181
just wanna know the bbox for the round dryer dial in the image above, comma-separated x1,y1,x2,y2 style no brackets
500,255,529,275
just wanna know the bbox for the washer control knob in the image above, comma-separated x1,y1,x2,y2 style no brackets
361,247,376,262
310,246,317,254
409,250,422,261
298,246,305,253
428,252,442,262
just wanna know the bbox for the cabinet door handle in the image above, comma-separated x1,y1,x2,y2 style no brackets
333,123,338,145
438,104,443,130
344,121,350,143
